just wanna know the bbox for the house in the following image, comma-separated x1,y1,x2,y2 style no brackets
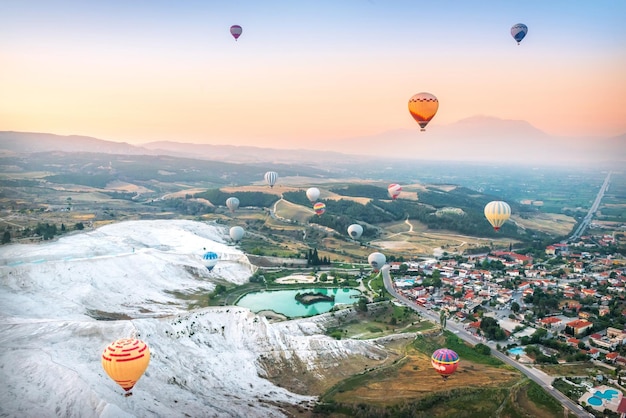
588,348,600,359
567,337,581,347
539,317,562,328
605,352,619,363
566,319,593,336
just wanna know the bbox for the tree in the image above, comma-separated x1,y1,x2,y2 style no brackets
356,297,368,312
511,301,520,313
2,231,10,244
440,310,447,331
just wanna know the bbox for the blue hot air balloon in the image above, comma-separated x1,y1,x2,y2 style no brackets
511,23,528,45
202,251,219,271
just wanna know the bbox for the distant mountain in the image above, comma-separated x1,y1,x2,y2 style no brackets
140,140,373,165
0,131,146,155
323,116,625,165
0,131,373,168
1,116,623,166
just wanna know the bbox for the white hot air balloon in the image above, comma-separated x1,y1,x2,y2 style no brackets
306,187,320,203
226,197,240,213
484,201,511,231
229,226,245,242
347,224,363,239
264,171,278,188
368,252,386,272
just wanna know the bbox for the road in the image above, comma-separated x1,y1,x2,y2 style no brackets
568,171,612,242
380,266,593,418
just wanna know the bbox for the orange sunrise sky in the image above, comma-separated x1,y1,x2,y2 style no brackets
1,0,625,148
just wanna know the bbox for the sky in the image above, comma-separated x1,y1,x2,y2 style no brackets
1,0,625,148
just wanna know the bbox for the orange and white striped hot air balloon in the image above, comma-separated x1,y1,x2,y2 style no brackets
102,338,150,394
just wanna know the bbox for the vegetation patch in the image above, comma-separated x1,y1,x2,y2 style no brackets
295,291,335,305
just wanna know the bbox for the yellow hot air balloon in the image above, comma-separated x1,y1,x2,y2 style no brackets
102,338,150,394
484,201,511,231
408,92,439,131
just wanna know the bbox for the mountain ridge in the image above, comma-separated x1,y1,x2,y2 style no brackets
1,115,624,165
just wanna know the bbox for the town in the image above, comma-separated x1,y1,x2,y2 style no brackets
386,228,626,414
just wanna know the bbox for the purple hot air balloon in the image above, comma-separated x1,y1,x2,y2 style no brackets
230,25,242,41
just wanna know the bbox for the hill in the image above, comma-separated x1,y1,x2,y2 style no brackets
0,220,389,417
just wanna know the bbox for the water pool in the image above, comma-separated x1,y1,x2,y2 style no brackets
594,389,619,399
236,287,361,318
508,347,525,356
588,397,603,406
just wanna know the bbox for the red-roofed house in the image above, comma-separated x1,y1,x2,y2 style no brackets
606,352,619,363
567,337,580,347
566,319,593,336
539,317,562,328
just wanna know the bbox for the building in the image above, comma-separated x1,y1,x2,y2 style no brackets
566,319,593,336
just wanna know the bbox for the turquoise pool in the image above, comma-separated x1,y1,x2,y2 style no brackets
588,397,602,406
236,287,361,318
508,347,525,356
594,389,619,399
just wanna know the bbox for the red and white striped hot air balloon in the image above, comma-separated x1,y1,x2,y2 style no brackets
388,184,402,200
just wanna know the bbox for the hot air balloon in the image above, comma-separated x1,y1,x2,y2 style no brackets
306,187,320,203
102,338,150,394
347,224,363,239
408,92,439,131
431,348,459,380
511,23,528,45
264,171,278,188
368,252,386,272
484,200,511,231
388,184,402,200
226,197,240,213
229,226,244,242
313,202,326,216
230,25,242,41
202,251,219,271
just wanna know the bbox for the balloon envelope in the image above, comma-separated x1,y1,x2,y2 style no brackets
202,251,219,270
511,23,528,44
313,202,326,216
102,338,150,392
408,92,439,131
229,226,244,242
264,171,278,188
368,252,386,272
306,187,320,202
347,224,363,239
431,348,459,379
230,25,242,40
226,197,240,212
484,201,511,231
388,184,402,200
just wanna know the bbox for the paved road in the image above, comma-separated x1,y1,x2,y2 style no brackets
380,266,593,418
568,171,612,242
